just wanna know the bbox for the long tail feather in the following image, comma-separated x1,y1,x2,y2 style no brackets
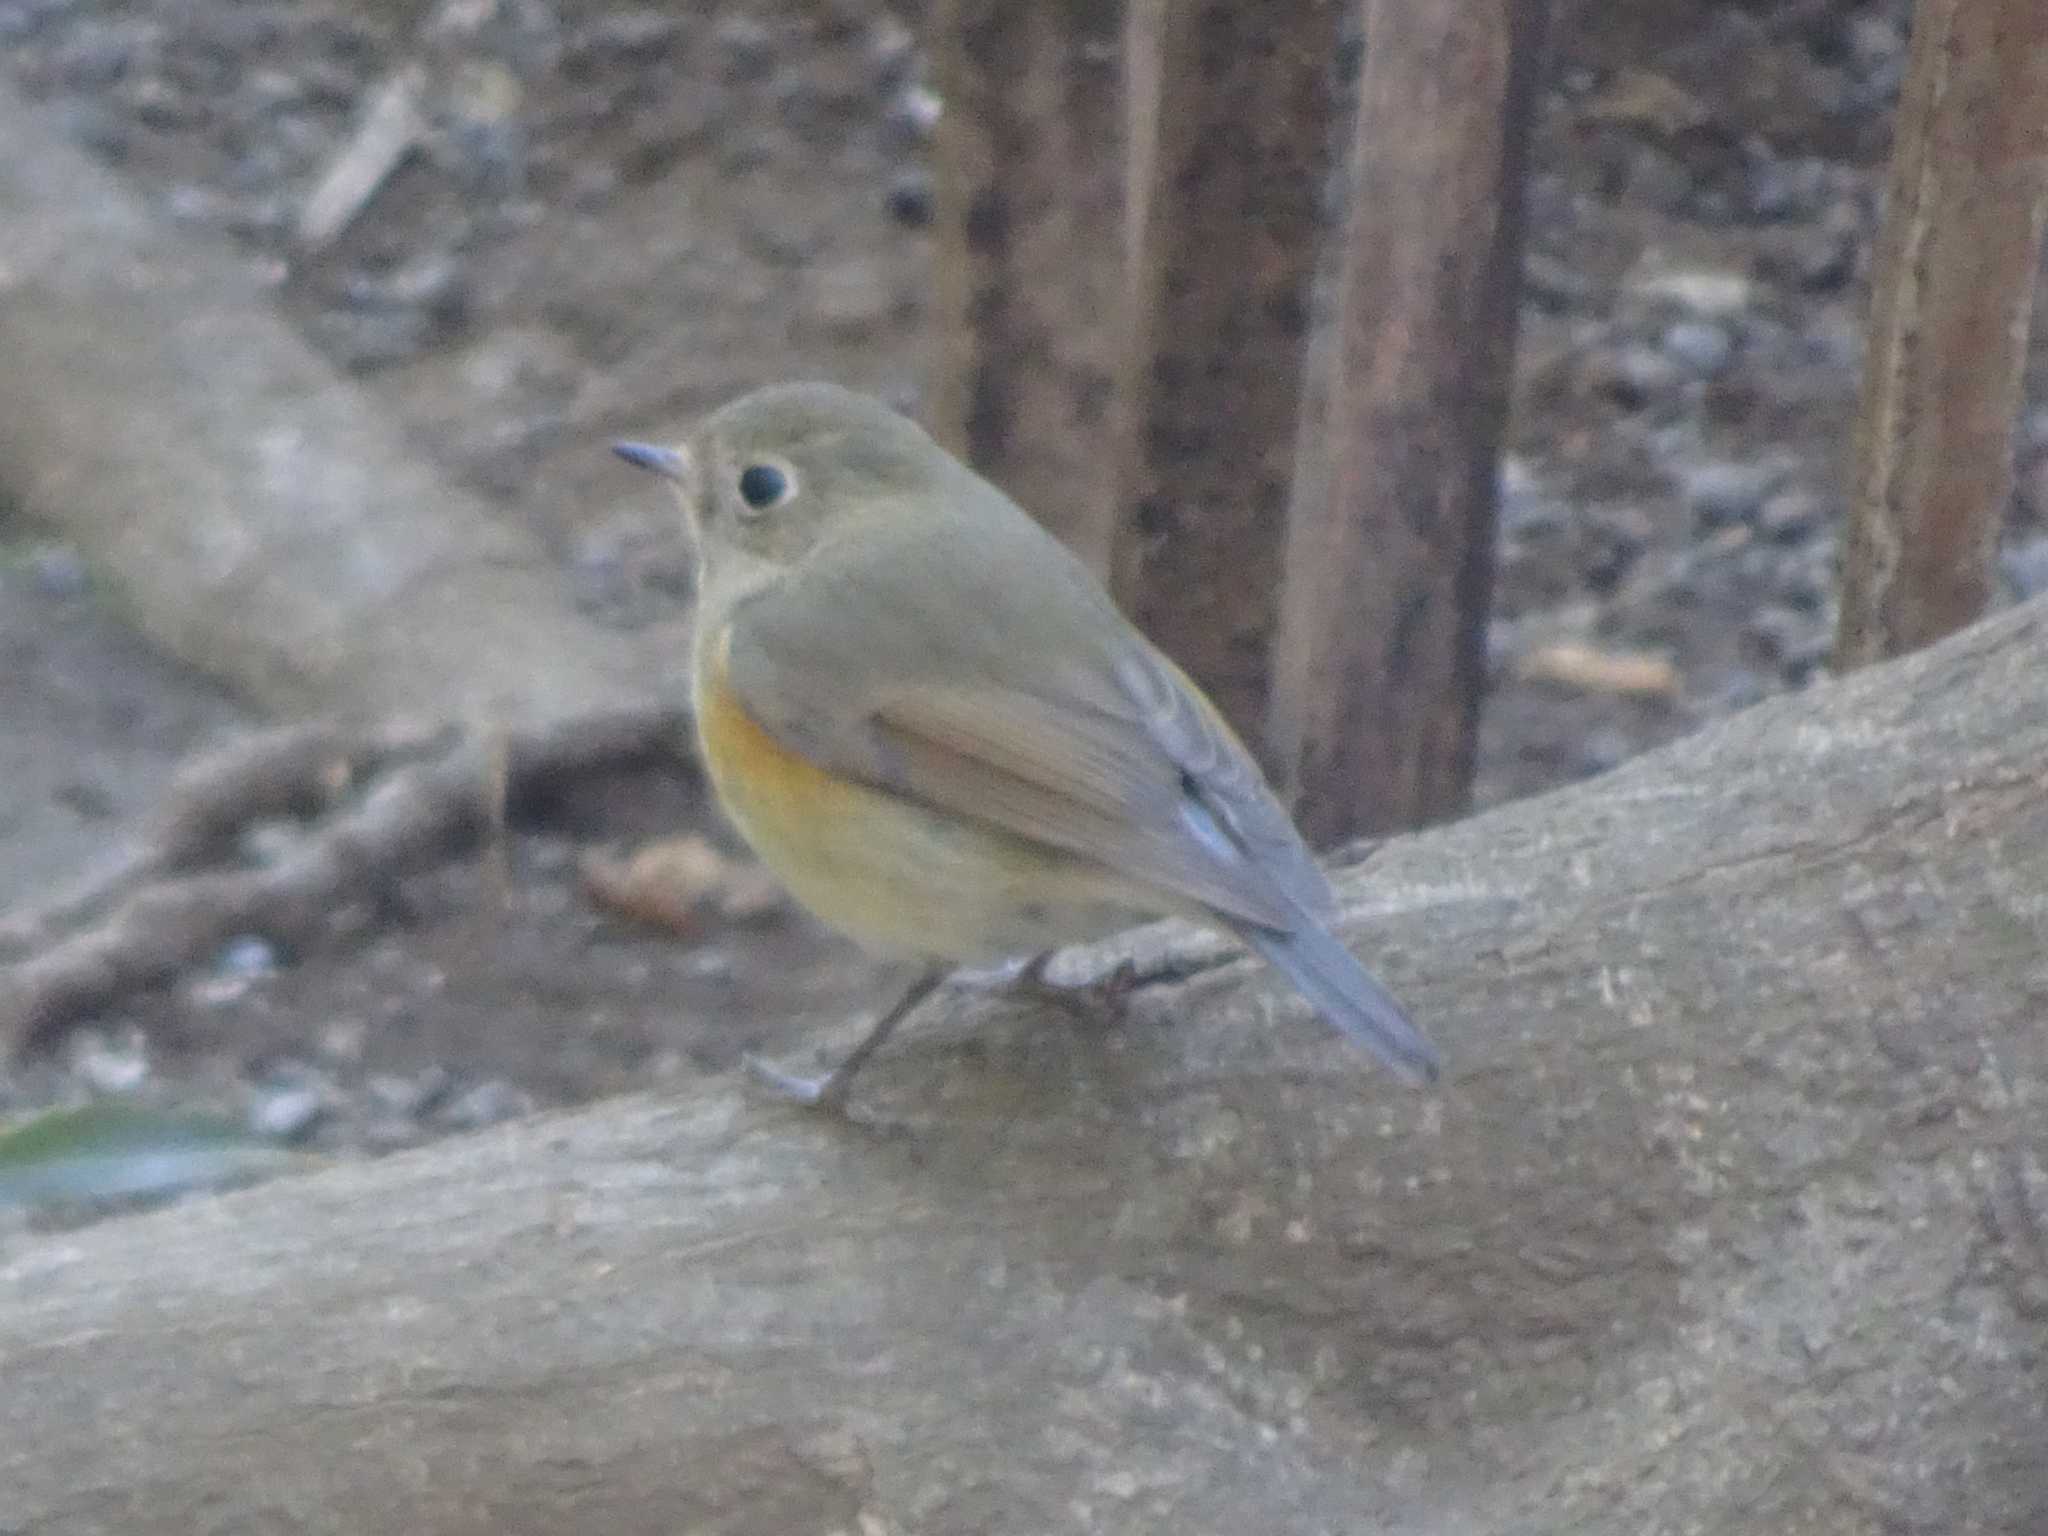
1235,918,1441,1085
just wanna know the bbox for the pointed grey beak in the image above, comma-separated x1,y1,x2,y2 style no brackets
612,441,691,481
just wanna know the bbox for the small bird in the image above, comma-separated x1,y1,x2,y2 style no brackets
615,383,1438,1108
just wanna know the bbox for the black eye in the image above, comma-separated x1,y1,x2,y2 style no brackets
737,463,790,510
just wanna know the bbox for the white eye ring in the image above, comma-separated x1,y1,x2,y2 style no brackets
735,459,797,516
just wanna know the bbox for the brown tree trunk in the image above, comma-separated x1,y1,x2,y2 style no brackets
1834,0,2048,669
7,595,2048,1535
927,0,1126,574
0,82,664,729
1110,0,1343,748
1268,0,1552,844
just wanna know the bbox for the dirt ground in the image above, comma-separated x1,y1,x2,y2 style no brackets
2,0,2045,1186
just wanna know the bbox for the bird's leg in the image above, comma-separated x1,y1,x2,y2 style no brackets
745,964,950,1111
1005,950,1140,1027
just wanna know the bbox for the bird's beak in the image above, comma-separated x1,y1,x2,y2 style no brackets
612,441,692,482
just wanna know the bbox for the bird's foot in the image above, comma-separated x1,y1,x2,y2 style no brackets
1005,951,1141,1028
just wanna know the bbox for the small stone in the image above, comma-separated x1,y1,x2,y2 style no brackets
166,183,232,224
584,9,679,54
1627,267,1754,319
717,863,788,923
2019,454,2048,524
26,543,89,597
1521,251,1596,312
218,935,279,979
1757,219,1858,293
1716,668,1768,711
318,1017,367,1064
884,169,933,228
249,1083,325,1141
570,528,633,610
1682,460,1788,528
56,26,134,89
1661,320,1732,376
1576,727,1634,779
868,13,917,90
1484,618,1519,678
60,100,129,160
240,820,303,867
436,1078,535,1130
311,307,435,371
806,258,893,338
2002,535,2048,601
1743,153,1829,224
362,1115,425,1151
887,83,942,143
73,1030,149,1094
1743,605,1829,680
52,777,116,818
1757,488,1826,545
1846,14,1904,75
680,948,734,982
715,14,775,81
1586,345,1680,409
366,1064,453,1119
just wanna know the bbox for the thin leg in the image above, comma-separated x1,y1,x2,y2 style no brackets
745,965,950,1111
1007,950,1139,1027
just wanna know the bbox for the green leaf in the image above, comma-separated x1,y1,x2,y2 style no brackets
0,1102,319,1209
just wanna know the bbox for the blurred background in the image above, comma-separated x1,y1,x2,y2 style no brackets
0,0,2043,1207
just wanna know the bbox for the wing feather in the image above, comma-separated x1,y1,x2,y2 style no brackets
716,515,1333,933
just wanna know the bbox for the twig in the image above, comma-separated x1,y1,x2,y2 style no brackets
0,718,451,952
294,66,430,253
0,706,689,1057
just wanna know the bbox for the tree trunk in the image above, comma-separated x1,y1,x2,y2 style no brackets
1834,0,2048,669
1268,0,1552,844
928,0,1126,574
0,82,665,728
8,595,2048,1534
1110,0,1343,749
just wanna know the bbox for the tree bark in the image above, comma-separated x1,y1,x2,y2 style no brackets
7,593,2048,1534
928,0,1126,574
0,82,666,728
1268,0,1551,844
1834,0,2048,669
1110,0,1343,748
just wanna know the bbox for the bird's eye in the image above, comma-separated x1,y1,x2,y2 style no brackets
737,462,793,511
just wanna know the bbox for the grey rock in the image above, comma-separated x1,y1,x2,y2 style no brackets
27,543,90,598
249,1083,325,1142
217,935,279,979
1576,727,1634,779
2002,535,2048,601
714,15,775,82
436,1078,536,1130
1589,344,1681,409
1661,320,1733,376
582,10,679,55
72,1030,149,1094
1682,460,1789,528
885,169,934,228
1757,489,1826,545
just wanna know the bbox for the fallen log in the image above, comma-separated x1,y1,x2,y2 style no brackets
0,80,664,727
4,595,2045,1534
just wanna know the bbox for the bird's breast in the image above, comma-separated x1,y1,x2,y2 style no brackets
693,626,1152,962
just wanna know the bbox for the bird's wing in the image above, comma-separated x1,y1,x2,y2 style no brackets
716,522,1334,932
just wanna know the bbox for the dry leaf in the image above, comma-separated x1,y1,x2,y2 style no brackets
1517,642,1681,698
580,836,734,935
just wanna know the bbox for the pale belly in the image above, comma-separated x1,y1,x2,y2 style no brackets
730,771,1151,961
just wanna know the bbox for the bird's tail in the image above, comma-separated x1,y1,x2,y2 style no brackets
1235,917,1441,1085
